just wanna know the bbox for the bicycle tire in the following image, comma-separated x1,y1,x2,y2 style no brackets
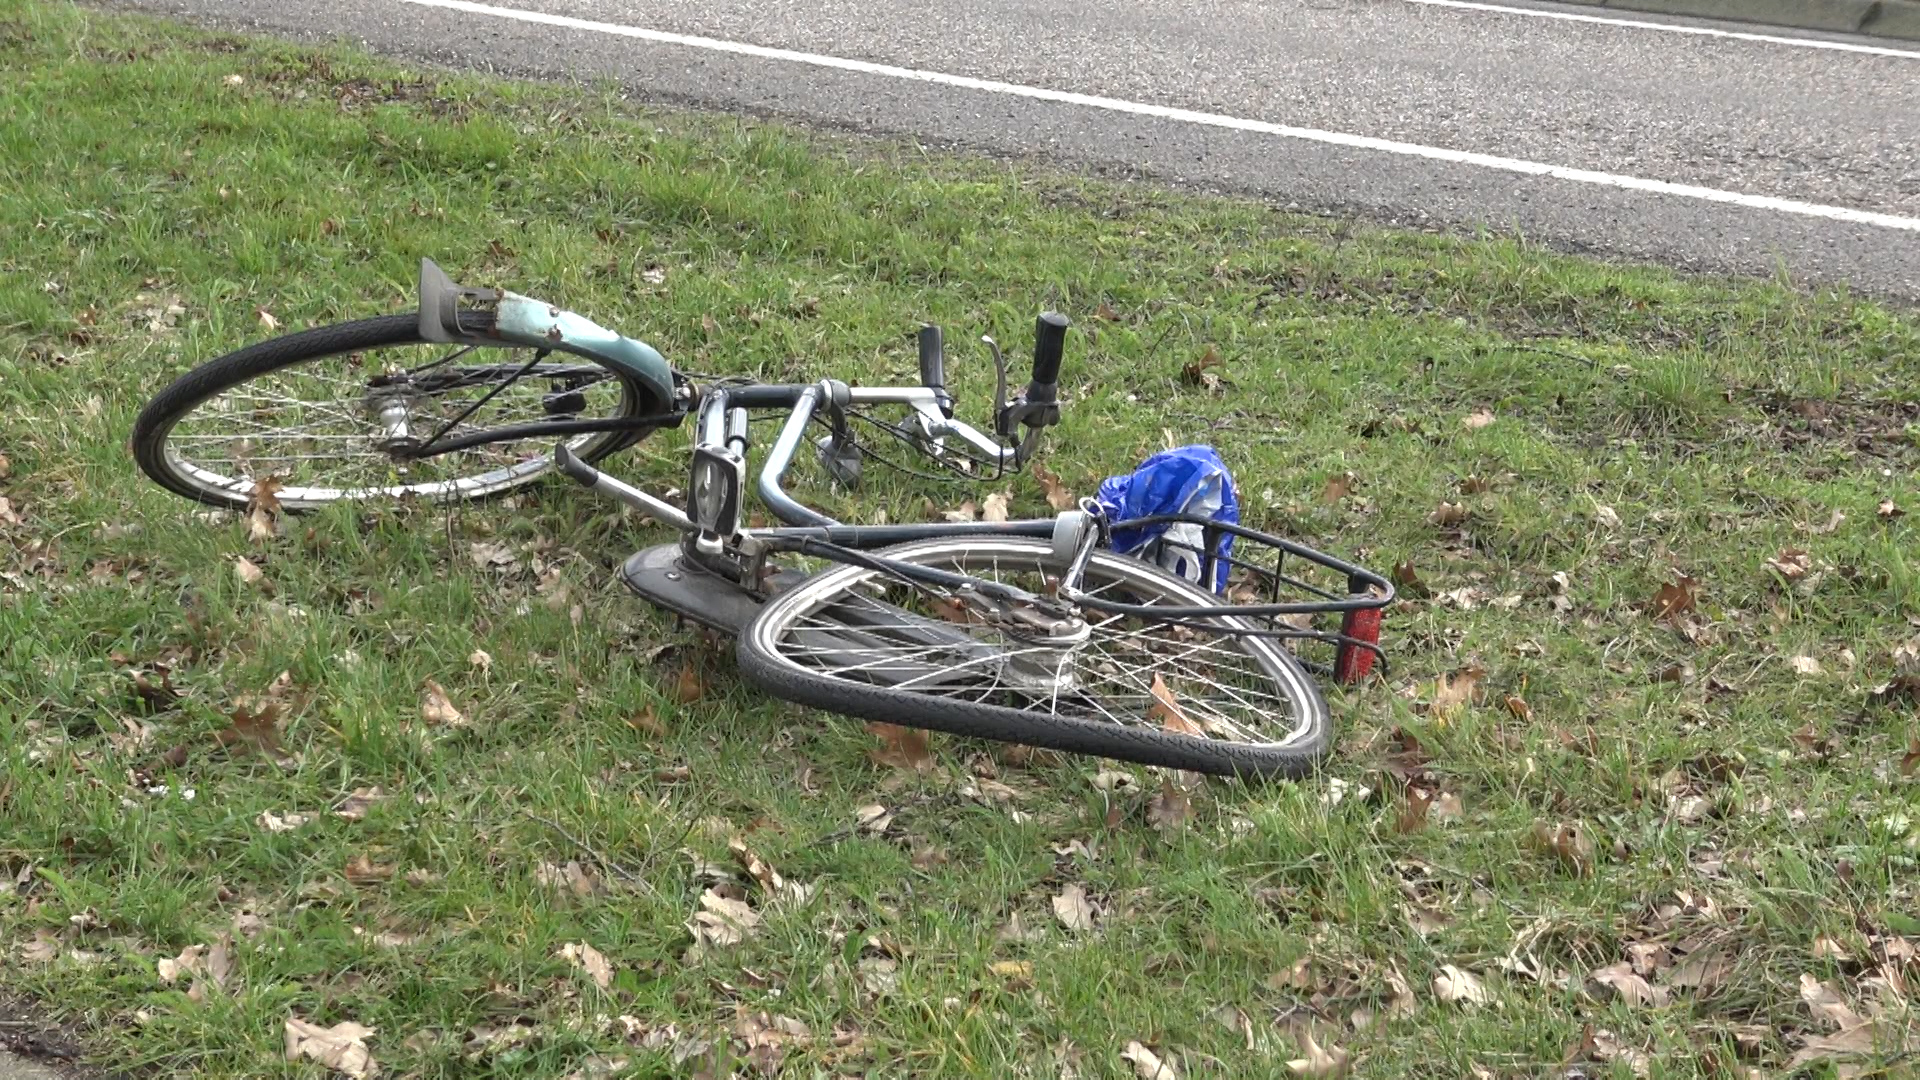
131,314,652,510
737,536,1333,779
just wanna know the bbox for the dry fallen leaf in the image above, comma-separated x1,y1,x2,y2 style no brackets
981,492,1012,523
989,959,1033,985
1564,1027,1651,1078
1902,735,1920,777
1052,883,1096,932
688,888,760,948
1648,575,1700,621
157,944,206,985
1787,655,1823,676
1286,1030,1351,1077
854,804,894,835
333,787,387,822
1654,661,1695,684
1433,964,1491,1007
1799,973,1867,1031
942,500,979,523
1766,548,1813,582
1503,694,1534,723
1428,501,1468,527
1032,462,1076,511
1811,937,1850,962
1429,664,1487,721
673,663,705,704
1788,1026,1881,1070
233,555,269,589
1878,498,1903,521
344,854,396,886
857,955,899,996
244,477,284,542
1869,675,1920,711
257,810,313,833
1462,408,1495,431
1146,778,1194,833
468,540,516,569
1395,788,1435,834
728,839,811,905
867,722,936,772
467,649,493,673
560,942,615,991
1148,673,1205,736
1528,821,1596,877
129,667,180,714
1390,561,1427,598
536,860,602,898
285,1017,376,1080
1352,968,1404,1026
204,932,233,984
628,706,668,739
1121,1040,1179,1080
17,930,60,966
1181,345,1224,387
1589,962,1667,1008
419,680,467,728
215,697,292,766
1661,945,1732,992
1321,473,1354,504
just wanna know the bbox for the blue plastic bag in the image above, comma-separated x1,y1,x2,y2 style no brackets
1094,445,1238,593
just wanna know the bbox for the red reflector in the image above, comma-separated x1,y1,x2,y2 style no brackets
1335,607,1382,684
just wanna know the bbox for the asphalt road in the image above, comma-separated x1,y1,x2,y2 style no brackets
103,0,1920,300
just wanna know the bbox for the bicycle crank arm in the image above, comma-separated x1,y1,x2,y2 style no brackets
552,443,692,530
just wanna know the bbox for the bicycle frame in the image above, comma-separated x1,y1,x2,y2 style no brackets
402,260,1390,681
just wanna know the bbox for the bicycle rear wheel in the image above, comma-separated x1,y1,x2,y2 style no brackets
131,314,653,510
737,536,1332,779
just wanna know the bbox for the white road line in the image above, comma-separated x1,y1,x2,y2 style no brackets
398,0,1920,233
1396,0,1920,59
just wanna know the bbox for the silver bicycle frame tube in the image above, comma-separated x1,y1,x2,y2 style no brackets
758,384,830,526
752,384,1020,529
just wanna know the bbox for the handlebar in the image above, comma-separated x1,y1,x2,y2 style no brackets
560,308,1074,536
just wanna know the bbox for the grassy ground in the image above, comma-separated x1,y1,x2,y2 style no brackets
4,2,1919,1077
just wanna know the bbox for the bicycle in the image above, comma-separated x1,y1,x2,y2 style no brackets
130,260,1394,778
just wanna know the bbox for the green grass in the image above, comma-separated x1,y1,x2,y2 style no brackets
4,2,1920,1077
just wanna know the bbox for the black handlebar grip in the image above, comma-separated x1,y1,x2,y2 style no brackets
1031,312,1069,389
917,324,952,416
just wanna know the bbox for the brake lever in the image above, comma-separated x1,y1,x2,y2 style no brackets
982,334,1009,434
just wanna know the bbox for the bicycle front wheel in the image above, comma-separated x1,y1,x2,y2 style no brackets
738,536,1332,779
131,315,653,510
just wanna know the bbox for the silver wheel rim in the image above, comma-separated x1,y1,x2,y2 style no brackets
157,342,635,508
750,537,1323,749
